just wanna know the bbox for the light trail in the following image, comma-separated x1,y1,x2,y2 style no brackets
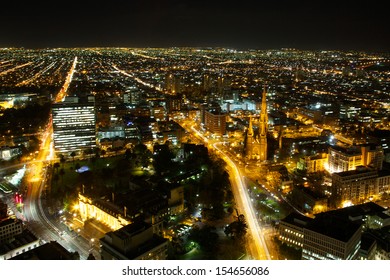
111,64,165,93
16,61,55,86
55,56,78,103
22,118,90,258
187,124,270,259
130,51,158,60
0,62,33,76
213,142,271,260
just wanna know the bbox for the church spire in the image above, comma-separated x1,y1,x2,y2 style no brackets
259,85,268,137
259,85,268,161
248,116,254,137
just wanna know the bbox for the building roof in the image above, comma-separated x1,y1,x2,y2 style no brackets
10,241,79,260
101,221,168,260
280,212,313,228
329,145,361,155
332,167,377,178
316,202,386,222
110,221,152,240
305,215,361,243
0,229,38,254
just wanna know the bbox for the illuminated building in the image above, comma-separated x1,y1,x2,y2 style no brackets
151,106,166,121
328,145,362,173
361,145,384,170
377,169,390,194
78,193,131,231
166,95,182,114
204,107,226,136
52,96,96,155
297,153,328,173
279,202,388,260
100,221,168,260
245,116,262,160
258,87,268,161
279,212,310,249
330,167,390,208
97,125,125,140
165,73,182,95
290,186,328,214
0,146,21,161
244,87,269,161
124,86,142,106
156,121,185,145
167,185,184,215
302,216,362,260
124,122,141,143
331,167,378,207
78,189,168,235
327,145,384,173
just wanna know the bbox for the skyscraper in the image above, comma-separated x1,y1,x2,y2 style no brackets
52,96,96,156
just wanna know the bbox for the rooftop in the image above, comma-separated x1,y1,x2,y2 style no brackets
10,241,79,260
305,215,362,243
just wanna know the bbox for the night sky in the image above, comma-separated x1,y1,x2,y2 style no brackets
1,0,388,51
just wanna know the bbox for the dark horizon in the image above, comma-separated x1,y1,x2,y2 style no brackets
1,0,389,52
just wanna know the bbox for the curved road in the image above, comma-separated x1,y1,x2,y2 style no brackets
184,122,271,260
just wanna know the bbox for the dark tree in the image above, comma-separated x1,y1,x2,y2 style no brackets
224,215,248,240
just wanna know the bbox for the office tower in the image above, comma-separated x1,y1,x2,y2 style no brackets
52,96,96,155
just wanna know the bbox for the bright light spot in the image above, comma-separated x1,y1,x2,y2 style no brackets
4,165,26,186
342,200,353,208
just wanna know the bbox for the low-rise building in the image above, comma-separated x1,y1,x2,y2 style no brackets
100,221,168,260
10,241,79,260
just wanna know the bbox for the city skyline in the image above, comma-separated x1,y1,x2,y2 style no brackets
1,0,389,52
0,44,389,262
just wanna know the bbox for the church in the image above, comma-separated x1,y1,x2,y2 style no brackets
245,86,268,161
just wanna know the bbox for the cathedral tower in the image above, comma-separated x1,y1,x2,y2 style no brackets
245,116,260,160
258,86,268,161
245,86,268,161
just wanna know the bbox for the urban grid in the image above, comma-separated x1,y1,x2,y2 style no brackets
0,47,389,261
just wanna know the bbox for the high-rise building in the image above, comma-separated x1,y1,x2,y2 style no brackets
204,108,226,136
166,95,182,114
52,96,96,155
